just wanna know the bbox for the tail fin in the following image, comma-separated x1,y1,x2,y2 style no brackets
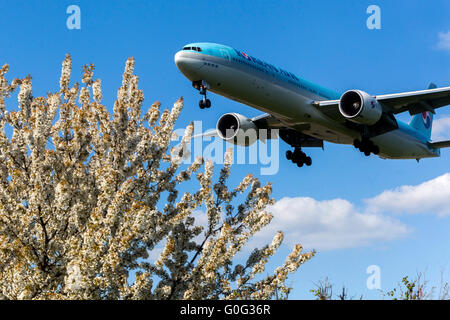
409,83,436,140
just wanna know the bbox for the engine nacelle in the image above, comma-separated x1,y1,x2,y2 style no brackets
338,90,382,125
216,113,258,146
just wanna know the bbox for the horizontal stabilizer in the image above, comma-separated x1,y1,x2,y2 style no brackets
429,140,450,149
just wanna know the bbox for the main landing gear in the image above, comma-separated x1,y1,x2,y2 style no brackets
193,80,211,109
286,147,312,167
279,130,315,168
353,138,380,157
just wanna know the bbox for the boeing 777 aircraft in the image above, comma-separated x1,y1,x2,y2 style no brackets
174,42,450,167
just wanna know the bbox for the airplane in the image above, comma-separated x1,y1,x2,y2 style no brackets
174,42,450,167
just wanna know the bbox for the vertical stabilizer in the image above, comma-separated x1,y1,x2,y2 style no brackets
409,83,436,140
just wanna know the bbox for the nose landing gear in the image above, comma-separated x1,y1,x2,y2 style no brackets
286,147,312,167
193,80,211,109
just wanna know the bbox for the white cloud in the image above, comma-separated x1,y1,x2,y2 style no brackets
437,31,450,51
255,197,410,251
432,116,450,141
252,173,450,251
186,174,450,253
365,173,450,217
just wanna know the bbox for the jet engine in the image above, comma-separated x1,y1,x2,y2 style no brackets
338,90,382,125
216,113,259,146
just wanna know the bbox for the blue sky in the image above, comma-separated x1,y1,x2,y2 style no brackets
1,0,450,299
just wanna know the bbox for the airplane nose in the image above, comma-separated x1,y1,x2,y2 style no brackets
174,51,203,76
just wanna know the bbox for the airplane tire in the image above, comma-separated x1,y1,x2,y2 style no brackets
199,100,205,109
300,152,307,160
373,145,380,155
364,150,371,157
286,150,293,160
205,99,211,108
305,157,312,166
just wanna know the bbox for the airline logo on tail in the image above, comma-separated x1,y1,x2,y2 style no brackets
422,112,432,129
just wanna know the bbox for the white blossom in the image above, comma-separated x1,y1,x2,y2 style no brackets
0,56,314,300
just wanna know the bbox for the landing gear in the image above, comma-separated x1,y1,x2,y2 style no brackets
193,80,211,109
280,130,315,168
353,138,379,156
286,147,312,167
199,98,211,109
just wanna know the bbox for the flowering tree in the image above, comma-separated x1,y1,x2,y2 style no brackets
0,55,314,300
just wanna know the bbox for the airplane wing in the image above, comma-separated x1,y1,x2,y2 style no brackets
249,114,324,147
191,129,218,140
251,113,285,130
191,113,283,140
375,86,450,115
314,86,450,118
192,113,324,147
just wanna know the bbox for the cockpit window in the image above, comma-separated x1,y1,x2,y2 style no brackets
182,46,202,52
